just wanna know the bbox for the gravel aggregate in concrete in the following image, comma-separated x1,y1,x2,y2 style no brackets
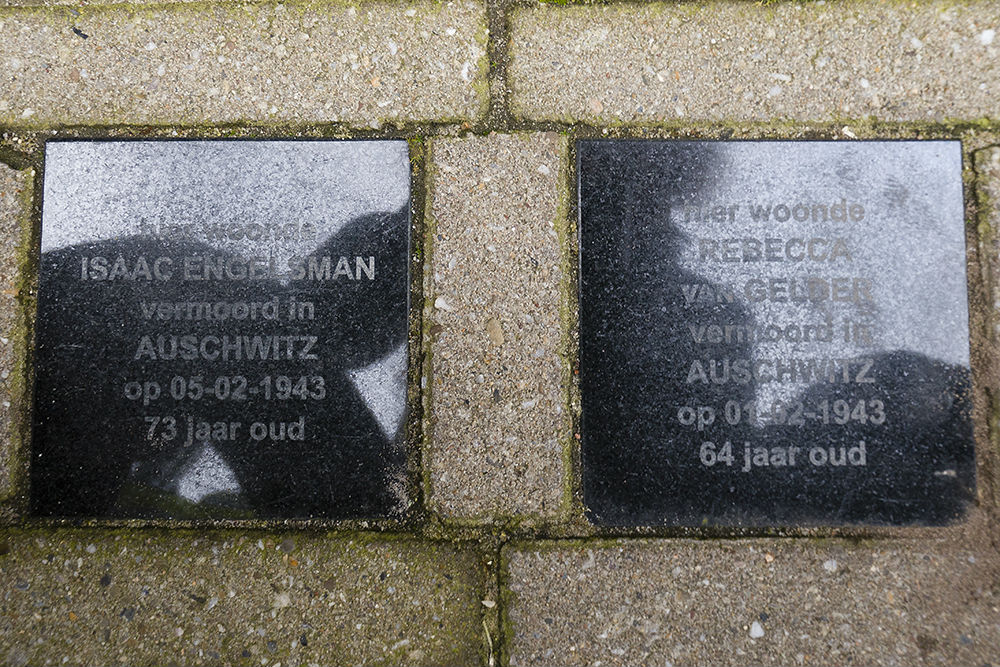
0,165,29,503
0,530,484,666
2,0,197,4
425,133,569,522
511,0,1000,124
0,1,487,127
505,526,1000,666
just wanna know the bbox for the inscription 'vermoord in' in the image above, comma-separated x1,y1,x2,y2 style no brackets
579,140,975,527
31,140,412,520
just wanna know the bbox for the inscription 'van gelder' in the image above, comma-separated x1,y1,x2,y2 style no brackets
579,140,975,527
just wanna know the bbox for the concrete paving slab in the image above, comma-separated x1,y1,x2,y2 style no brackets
504,530,1000,666
0,1,487,127
0,165,30,503
425,133,570,523
0,530,485,666
511,1,1000,124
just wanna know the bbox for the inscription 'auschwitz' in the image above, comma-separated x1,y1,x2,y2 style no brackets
579,140,975,527
31,140,411,520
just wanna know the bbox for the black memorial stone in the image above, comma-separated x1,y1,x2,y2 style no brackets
579,140,975,526
31,140,411,519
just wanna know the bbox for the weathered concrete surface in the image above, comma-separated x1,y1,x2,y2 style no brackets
511,1,1000,124
0,530,485,666
2,0,196,4
504,527,1000,666
425,133,569,523
0,1,487,127
0,165,30,503
1,0,194,4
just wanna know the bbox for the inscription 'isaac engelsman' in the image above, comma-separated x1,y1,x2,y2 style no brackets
31,140,412,520
79,254,377,282
579,140,975,527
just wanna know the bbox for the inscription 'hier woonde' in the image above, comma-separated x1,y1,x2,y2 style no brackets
32,140,411,519
675,202,880,474
580,140,973,526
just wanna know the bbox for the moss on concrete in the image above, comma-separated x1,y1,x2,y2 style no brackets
418,137,441,521
971,144,1000,511
404,136,430,525
550,133,579,523
3,47,1000,660
0,166,34,514
0,528,486,666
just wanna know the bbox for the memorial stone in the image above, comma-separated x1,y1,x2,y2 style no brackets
31,140,411,519
579,140,975,526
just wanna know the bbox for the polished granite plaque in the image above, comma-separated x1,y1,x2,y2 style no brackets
579,140,975,526
32,141,410,519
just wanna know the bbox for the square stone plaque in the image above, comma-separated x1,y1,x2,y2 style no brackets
579,140,975,526
32,140,411,519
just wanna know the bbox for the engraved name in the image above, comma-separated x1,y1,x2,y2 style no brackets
697,237,852,263
79,255,376,281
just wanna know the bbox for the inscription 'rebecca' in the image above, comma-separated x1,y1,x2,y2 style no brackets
698,237,853,263
579,139,973,527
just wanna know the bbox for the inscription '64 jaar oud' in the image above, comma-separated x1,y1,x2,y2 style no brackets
579,140,974,527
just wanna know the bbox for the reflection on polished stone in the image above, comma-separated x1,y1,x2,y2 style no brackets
32,141,411,520
579,140,974,526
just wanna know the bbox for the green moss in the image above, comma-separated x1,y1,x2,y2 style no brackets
405,135,430,525
0,527,486,665
418,139,440,519
472,15,494,126
970,144,1000,509
496,542,517,667
550,136,580,522
1,167,36,508
0,147,33,172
